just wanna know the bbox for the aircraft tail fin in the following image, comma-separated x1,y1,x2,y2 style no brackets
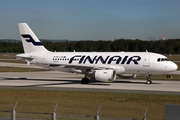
18,23,49,53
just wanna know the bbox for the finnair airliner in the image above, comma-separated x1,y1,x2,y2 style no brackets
16,23,178,84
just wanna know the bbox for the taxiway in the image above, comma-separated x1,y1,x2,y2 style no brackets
0,71,180,95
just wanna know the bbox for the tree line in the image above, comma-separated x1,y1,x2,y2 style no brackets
0,39,180,54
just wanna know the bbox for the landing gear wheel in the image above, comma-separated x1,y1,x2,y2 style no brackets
146,80,152,85
146,73,152,85
81,78,89,84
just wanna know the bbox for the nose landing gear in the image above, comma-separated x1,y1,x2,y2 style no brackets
146,74,152,85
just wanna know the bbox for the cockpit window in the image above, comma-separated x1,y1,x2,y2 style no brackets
161,58,165,61
165,58,169,61
157,58,170,62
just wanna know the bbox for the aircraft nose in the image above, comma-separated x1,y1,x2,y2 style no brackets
171,62,178,71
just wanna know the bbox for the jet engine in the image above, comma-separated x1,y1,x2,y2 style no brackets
94,70,116,82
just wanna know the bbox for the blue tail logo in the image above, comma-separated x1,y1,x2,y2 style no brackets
21,34,42,46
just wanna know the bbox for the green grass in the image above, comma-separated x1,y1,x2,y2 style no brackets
0,53,16,59
0,89,180,120
0,59,25,63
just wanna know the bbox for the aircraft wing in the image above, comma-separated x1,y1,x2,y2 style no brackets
47,63,125,74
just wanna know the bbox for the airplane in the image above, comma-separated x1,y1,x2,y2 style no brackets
16,23,178,84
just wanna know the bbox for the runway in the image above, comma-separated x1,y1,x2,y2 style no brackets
0,71,180,95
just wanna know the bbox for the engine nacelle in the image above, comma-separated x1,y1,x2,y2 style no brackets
117,74,136,79
94,70,116,82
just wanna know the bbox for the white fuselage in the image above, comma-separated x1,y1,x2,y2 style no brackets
26,51,177,75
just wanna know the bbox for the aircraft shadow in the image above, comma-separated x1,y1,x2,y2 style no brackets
15,82,79,87
0,77,161,88
0,77,110,87
114,80,161,84
0,77,79,87
0,77,68,81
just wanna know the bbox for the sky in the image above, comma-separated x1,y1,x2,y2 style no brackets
1,0,180,40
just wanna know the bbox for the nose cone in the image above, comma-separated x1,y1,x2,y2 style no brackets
171,62,178,71
174,63,178,70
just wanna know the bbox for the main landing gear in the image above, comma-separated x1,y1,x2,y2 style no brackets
81,78,89,84
146,74,152,85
